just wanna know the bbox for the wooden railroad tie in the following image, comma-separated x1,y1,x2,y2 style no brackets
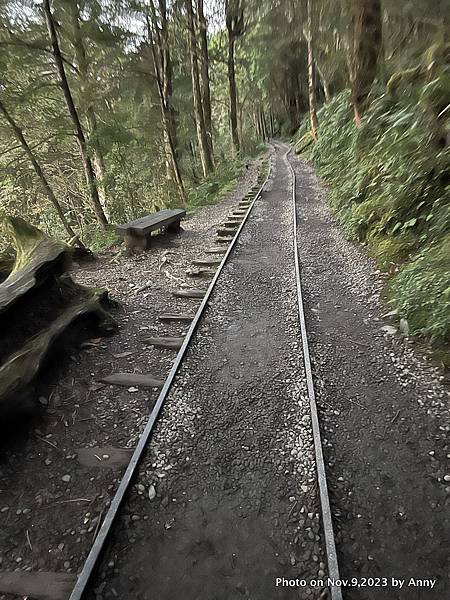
205,247,226,254
173,288,205,298
143,336,184,350
99,373,163,388
159,313,195,322
186,268,215,278
192,258,221,267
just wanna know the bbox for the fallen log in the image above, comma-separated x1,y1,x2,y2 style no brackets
0,283,117,420
0,217,71,315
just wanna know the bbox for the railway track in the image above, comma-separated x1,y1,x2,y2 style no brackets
67,160,274,600
1,144,342,600
285,146,342,600
64,143,343,600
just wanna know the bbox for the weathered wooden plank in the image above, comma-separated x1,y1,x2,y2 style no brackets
159,313,195,322
143,336,184,350
77,446,133,469
192,258,221,267
173,288,205,298
0,572,76,600
99,373,163,388
116,209,186,236
205,247,226,254
186,268,216,278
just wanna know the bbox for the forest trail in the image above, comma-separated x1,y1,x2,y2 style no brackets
82,143,326,600
0,144,448,600
1,0,449,598
79,144,447,600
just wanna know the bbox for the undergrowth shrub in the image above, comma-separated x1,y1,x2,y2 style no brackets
389,237,450,343
294,85,450,345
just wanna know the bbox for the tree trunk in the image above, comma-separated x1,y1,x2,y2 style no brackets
306,0,318,139
0,98,83,246
225,0,244,153
258,108,268,141
269,108,275,137
147,2,186,201
43,0,108,229
186,0,213,177
69,1,110,220
157,0,180,166
316,63,331,103
351,0,382,126
196,0,214,161
227,34,240,153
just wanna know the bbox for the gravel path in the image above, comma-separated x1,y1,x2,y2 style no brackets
85,145,328,600
290,152,450,599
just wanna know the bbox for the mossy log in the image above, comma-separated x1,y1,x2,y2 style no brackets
0,217,72,315
0,250,15,283
295,131,314,154
0,283,117,419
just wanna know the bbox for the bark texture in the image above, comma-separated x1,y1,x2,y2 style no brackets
43,0,108,228
186,0,213,177
351,0,382,126
306,0,318,139
225,0,245,154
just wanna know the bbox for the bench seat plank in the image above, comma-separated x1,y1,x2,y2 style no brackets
116,209,186,237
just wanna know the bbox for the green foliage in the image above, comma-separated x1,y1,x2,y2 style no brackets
294,85,450,344
389,237,450,343
82,226,120,253
187,156,251,211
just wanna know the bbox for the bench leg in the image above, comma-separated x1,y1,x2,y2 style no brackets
124,235,136,253
124,234,151,253
168,221,182,233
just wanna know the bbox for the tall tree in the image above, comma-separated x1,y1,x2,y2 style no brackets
43,0,109,228
225,0,245,153
351,0,382,126
68,0,110,219
306,0,318,138
147,0,186,202
196,0,214,160
0,98,82,245
186,0,213,177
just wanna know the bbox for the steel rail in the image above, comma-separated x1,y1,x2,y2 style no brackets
285,146,343,600
68,158,272,600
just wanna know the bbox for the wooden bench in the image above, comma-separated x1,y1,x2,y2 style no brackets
116,209,186,252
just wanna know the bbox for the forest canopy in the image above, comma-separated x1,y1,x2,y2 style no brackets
0,0,449,344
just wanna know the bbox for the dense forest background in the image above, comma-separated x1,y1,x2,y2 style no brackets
0,0,449,347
